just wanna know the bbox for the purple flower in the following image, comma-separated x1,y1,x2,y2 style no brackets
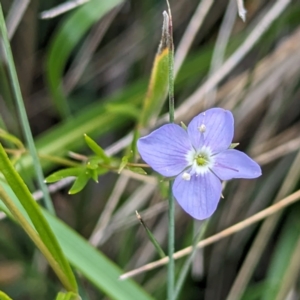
137,108,261,220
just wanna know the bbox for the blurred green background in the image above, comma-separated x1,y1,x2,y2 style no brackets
0,0,300,299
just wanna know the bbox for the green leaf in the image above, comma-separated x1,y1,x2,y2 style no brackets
86,157,100,170
127,166,147,175
136,211,166,258
0,184,154,300
87,168,98,183
17,40,214,179
118,155,129,174
84,134,110,163
68,170,90,194
0,291,13,300
0,145,77,292
45,167,83,183
0,129,24,149
46,0,124,118
17,82,145,179
139,13,169,127
55,291,80,300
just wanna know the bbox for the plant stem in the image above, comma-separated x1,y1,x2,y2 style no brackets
0,4,55,214
166,1,175,299
168,181,175,299
174,221,208,299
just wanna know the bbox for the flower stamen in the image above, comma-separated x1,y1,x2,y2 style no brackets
198,124,206,133
182,172,191,181
196,153,209,166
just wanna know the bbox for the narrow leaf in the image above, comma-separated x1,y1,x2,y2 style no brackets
136,211,166,258
84,134,110,163
0,183,154,300
0,291,13,300
46,0,124,118
55,291,80,300
45,167,83,183
127,166,147,175
118,155,129,174
0,145,78,292
139,12,170,127
0,129,24,149
68,170,90,194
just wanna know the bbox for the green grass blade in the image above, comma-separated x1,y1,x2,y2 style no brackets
139,12,169,128
0,144,78,293
0,183,75,293
0,291,13,300
136,211,166,258
262,208,300,300
0,4,55,214
46,0,123,118
0,184,154,300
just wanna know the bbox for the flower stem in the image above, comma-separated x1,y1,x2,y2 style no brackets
168,180,175,299
166,1,175,299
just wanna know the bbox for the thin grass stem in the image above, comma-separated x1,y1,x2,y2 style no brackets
0,5,55,214
174,221,208,299
166,1,175,299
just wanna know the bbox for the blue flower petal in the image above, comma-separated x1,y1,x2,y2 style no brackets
173,171,222,220
187,108,234,154
137,124,193,177
212,149,262,180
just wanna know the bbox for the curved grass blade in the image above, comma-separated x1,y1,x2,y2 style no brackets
0,184,75,293
0,184,154,300
46,0,123,118
0,291,13,300
0,129,24,149
0,145,78,293
139,12,170,128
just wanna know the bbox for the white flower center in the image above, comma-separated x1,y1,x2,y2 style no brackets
186,147,214,175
